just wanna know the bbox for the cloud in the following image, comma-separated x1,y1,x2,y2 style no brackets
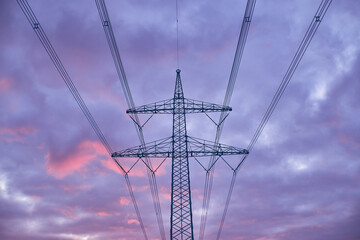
127,219,140,225
45,140,109,179
119,197,130,206
96,211,111,217
0,77,12,92
0,126,36,143
1,0,359,239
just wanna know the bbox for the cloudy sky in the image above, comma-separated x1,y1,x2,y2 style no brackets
1,0,359,239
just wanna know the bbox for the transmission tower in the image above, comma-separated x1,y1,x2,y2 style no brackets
112,69,249,239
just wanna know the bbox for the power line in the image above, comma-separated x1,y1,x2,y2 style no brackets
247,0,333,152
17,0,112,156
18,0,333,238
17,0,148,239
199,1,256,239
95,1,166,239
216,1,333,239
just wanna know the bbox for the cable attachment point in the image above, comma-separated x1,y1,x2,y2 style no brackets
128,113,154,130
204,112,230,128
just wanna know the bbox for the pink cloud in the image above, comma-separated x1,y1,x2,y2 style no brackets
46,140,109,179
0,77,12,92
0,126,36,135
160,186,171,200
0,126,36,142
127,219,140,225
101,158,146,177
119,197,130,206
101,158,125,175
97,211,111,217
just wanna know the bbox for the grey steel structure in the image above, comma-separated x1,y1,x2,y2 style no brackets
112,69,249,240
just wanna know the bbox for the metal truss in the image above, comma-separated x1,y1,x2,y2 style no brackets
126,98,232,114
112,136,248,159
112,69,249,240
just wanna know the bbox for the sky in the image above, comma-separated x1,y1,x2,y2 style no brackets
1,0,359,239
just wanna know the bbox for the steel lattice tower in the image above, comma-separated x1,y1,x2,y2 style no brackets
112,69,249,239
171,69,193,239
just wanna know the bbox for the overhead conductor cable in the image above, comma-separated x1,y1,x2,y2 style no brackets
17,0,148,239
216,1,332,239
199,1,256,239
95,0,166,239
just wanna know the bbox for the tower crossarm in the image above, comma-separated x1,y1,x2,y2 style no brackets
112,135,249,158
126,98,174,114
126,98,232,115
111,136,173,158
187,136,249,157
183,98,232,113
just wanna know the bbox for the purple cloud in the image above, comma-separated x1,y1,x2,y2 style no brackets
1,0,359,239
